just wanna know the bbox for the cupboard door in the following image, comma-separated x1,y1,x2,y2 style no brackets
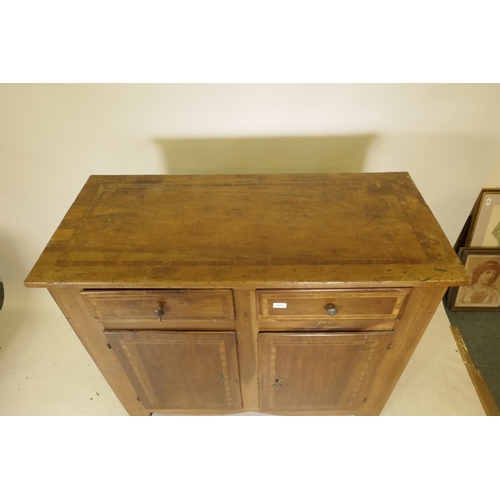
259,332,393,414
106,330,242,412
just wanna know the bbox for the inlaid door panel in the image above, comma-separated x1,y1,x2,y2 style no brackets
259,331,393,413
106,330,242,411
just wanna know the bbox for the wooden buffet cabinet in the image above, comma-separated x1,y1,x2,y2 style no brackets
25,173,469,415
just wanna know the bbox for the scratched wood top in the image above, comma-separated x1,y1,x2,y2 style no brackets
25,173,469,288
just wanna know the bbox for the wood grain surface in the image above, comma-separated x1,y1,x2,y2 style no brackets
25,173,469,288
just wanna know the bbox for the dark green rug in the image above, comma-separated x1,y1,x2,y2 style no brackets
443,300,500,410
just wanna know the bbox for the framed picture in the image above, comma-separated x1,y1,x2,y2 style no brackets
467,189,500,247
453,214,472,252
448,247,500,311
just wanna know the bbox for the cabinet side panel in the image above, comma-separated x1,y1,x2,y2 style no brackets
48,287,149,416
357,286,447,416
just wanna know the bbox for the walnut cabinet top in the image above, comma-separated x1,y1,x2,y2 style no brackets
25,172,469,289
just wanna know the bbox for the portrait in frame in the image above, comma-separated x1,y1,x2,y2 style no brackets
448,247,500,311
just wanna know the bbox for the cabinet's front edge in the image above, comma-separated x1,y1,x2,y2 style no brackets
48,286,149,416
27,279,469,289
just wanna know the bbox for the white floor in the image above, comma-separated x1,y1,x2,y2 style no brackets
0,292,486,416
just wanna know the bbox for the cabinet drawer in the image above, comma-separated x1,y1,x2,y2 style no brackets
81,289,235,328
257,289,410,331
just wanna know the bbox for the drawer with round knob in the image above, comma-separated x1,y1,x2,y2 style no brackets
81,289,235,330
256,289,410,331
